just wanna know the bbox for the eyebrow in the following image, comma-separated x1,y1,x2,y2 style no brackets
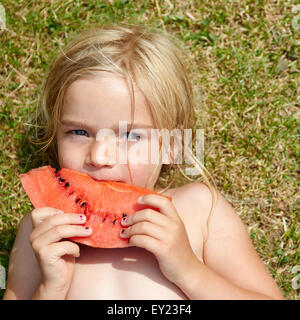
59,119,153,130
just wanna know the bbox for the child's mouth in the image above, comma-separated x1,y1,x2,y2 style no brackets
90,176,124,183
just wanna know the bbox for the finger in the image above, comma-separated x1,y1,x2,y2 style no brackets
31,207,64,228
43,241,81,263
31,225,92,252
128,234,160,256
30,213,86,242
137,194,178,219
121,208,169,228
120,221,166,241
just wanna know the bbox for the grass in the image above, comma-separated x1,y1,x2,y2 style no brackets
0,0,299,300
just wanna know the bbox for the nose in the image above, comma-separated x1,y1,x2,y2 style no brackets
88,136,118,168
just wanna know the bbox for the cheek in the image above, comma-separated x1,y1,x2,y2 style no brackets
126,137,161,165
128,163,162,188
57,137,85,169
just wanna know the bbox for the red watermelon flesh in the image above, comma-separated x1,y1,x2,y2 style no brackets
19,166,172,248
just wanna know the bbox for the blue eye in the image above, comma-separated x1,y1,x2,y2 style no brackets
124,131,141,141
68,130,141,140
69,129,89,137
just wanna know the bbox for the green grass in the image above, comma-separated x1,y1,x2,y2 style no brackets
0,0,299,300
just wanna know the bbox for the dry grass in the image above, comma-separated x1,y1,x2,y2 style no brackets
0,0,299,299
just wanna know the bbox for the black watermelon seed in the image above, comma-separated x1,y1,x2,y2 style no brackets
80,202,86,207
55,168,59,174
59,177,65,182
102,218,106,222
122,213,127,218
75,198,81,203
112,219,116,225
64,182,70,188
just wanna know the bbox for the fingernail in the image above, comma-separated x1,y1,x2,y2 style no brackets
85,226,92,232
120,229,126,237
121,217,127,225
79,214,86,221
137,196,144,204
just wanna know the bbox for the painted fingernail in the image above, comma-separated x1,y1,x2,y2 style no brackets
85,226,92,232
79,214,86,221
120,229,126,236
121,217,127,225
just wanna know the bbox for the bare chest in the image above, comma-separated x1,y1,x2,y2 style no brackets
66,185,205,300
66,246,188,299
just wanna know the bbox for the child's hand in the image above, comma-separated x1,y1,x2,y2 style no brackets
120,195,199,285
29,207,92,296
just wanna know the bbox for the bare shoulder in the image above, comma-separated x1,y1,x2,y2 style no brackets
162,181,215,208
185,183,284,299
161,182,216,248
167,182,283,299
172,182,254,241
167,182,217,223
3,212,41,300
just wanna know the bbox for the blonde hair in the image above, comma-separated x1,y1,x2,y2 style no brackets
29,22,218,239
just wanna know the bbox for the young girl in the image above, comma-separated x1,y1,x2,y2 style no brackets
4,23,283,300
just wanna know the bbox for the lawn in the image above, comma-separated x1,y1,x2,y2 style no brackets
0,0,299,300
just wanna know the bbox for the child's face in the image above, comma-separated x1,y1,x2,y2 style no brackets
56,73,163,189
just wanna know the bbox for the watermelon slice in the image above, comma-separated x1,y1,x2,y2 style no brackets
19,166,172,248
